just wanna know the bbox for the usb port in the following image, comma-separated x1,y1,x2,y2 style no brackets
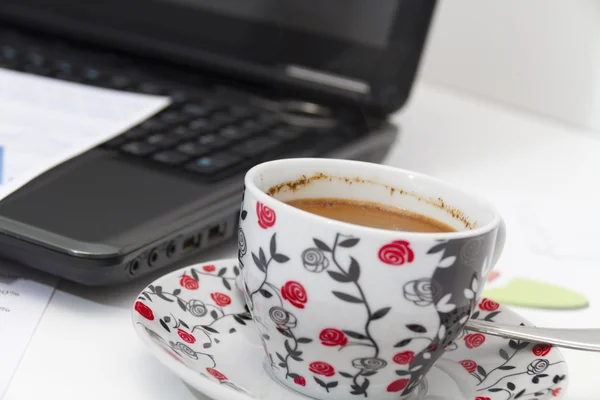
182,235,200,253
208,222,226,240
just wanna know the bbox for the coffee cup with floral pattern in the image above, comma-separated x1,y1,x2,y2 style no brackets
237,158,505,400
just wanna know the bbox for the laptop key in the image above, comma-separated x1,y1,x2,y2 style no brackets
139,119,167,131
172,125,201,141
177,142,209,157
107,75,133,90
158,111,188,125
138,82,168,95
182,103,212,117
197,133,231,149
270,126,306,141
228,105,255,119
121,141,157,156
188,117,211,130
256,112,280,128
104,136,127,148
239,119,266,135
210,112,237,126
230,136,280,158
123,128,149,140
185,152,242,175
152,150,190,165
146,133,180,148
82,67,102,81
219,126,253,141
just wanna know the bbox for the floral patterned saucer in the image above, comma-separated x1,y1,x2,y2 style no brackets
131,259,568,400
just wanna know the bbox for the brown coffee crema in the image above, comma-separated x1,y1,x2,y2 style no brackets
285,198,456,233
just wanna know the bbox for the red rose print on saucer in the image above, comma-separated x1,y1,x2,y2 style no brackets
206,367,227,381
210,292,231,307
319,328,348,347
309,361,335,377
459,359,477,374
202,264,216,272
464,333,486,349
256,202,276,229
134,301,154,320
294,376,306,386
180,274,199,290
281,281,307,309
378,240,414,265
177,329,196,344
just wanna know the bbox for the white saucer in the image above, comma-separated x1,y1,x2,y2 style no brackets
132,259,568,400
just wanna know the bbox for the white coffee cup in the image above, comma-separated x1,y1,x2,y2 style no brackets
238,158,505,400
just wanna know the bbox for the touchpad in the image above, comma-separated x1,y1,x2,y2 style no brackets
0,149,219,244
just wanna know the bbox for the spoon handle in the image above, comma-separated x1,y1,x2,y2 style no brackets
465,320,600,352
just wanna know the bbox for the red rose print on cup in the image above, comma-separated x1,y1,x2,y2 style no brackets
319,328,348,347
378,240,414,266
459,359,477,374
206,367,227,381
202,264,216,272
393,351,415,365
281,281,308,309
134,301,154,320
294,376,306,386
479,298,500,312
552,388,562,397
210,292,232,307
464,333,486,349
387,378,409,393
475,397,491,400
256,202,276,229
177,328,196,344
309,361,335,377
180,274,199,290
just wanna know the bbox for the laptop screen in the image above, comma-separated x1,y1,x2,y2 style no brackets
0,0,435,113
165,0,398,49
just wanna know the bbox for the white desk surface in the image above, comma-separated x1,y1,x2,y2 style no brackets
5,82,600,400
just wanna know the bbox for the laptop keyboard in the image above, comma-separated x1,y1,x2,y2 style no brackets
0,28,366,181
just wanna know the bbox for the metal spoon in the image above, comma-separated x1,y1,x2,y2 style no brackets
466,319,600,352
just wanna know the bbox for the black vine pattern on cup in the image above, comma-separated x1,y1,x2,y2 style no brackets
246,232,318,389
238,187,248,269
266,295,316,390
304,233,390,397
395,234,496,396
456,306,567,399
248,232,290,309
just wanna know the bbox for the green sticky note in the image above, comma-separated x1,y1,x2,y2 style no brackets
483,278,589,310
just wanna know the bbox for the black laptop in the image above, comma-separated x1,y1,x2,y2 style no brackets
0,0,436,285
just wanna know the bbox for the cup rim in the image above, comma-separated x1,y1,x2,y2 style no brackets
244,158,502,239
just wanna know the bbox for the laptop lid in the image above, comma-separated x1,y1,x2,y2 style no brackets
0,0,436,116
